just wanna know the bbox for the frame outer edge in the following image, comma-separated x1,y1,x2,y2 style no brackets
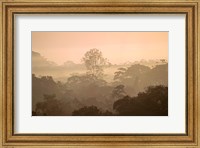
0,1,3,147
0,0,200,3
193,1,198,146
198,1,200,147
195,1,198,146
1,1,200,147
2,2,6,146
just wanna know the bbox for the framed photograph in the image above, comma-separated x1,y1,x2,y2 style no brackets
0,0,199,147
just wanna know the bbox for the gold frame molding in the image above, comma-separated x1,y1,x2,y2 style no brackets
0,0,199,147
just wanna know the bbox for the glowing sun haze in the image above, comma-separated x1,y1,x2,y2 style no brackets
32,32,168,65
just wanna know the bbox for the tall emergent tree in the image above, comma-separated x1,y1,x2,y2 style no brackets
82,48,107,78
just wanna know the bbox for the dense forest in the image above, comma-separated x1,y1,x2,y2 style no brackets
32,48,168,116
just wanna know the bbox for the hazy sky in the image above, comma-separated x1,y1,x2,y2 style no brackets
32,32,168,65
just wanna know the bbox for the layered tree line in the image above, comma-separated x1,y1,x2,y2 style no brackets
32,48,168,116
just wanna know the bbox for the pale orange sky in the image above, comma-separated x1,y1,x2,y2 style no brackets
32,32,168,65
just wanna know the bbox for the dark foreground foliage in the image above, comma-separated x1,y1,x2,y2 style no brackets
72,106,113,116
33,85,168,116
113,85,168,116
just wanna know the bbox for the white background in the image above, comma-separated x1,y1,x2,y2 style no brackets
14,14,186,134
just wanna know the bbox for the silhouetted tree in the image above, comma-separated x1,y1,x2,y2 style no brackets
112,85,126,101
114,64,150,82
72,106,102,116
82,48,108,78
72,105,113,116
113,67,127,81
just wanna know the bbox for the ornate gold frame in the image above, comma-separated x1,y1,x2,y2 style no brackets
0,0,199,147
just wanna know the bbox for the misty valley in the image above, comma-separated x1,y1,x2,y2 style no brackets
32,48,168,116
